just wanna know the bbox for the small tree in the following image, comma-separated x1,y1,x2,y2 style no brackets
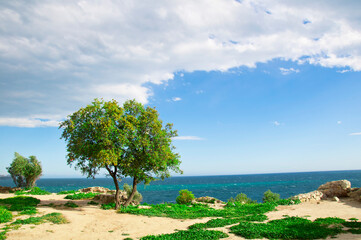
262,190,280,203
60,99,182,209
7,152,42,188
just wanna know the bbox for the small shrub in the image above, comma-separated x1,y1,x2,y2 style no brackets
276,198,301,205
12,212,68,225
262,190,280,203
228,193,256,204
64,202,78,208
87,200,99,205
123,183,142,204
64,192,99,200
0,208,12,223
101,203,116,210
141,229,228,240
176,189,195,205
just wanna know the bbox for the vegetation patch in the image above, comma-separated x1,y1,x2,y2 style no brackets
12,212,68,225
228,193,256,204
87,200,99,205
14,187,51,196
64,202,79,208
176,189,195,205
0,196,40,213
141,229,228,240
101,203,115,210
0,208,12,223
230,216,347,239
64,192,100,200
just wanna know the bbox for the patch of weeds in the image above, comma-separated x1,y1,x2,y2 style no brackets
348,228,361,234
0,196,40,213
314,217,346,225
141,229,228,240
57,190,78,195
124,238,133,240
87,200,99,205
228,193,256,204
19,208,37,215
189,218,242,230
0,208,12,223
12,212,68,225
46,230,54,233
122,233,130,236
262,190,280,203
101,203,115,210
64,202,79,208
276,198,301,205
230,216,345,239
15,187,51,195
176,189,195,205
64,192,100,200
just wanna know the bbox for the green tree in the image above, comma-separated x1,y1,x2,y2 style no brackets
60,99,182,209
7,152,42,188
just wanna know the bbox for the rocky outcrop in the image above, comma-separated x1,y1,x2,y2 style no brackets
79,187,115,194
92,190,140,205
292,190,324,202
318,180,351,198
194,196,224,204
0,186,21,193
348,188,361,201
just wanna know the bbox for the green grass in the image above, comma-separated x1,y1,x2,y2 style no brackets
101,203,115,210
230,216,346,239
14,187,51,195
0,208,12,223
64,192,100,200
12,212,68,225
0,196,40,214
87,200,99,205
57,190,79,195
141,229,228,240
64,202,79,208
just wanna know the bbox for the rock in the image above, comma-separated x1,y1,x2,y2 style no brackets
292,190,323,203
318,180,351,198
332,196,340,202
348,187,361,200
92,190,139,205
0,186,22,193
79,187,115,194
194,196,224,204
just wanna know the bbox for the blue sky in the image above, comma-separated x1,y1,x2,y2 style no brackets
1,1,361,177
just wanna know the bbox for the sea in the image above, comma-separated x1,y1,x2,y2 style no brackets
1,170,361,204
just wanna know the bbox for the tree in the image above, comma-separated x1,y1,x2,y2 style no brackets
60,99,182,209
7,152,42,188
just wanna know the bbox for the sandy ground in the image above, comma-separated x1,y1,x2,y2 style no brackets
1,193,361,240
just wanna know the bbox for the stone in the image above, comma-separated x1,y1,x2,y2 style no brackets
292,190,323,203
92,190,139,205
194,196,224,204
318,180,351,198
332,196,340,202
0,186,22,193
348,187,361,200
79,187,115,194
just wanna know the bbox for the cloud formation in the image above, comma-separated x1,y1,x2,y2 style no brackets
1,0,361,126
279,67,300,75
349,132,361,136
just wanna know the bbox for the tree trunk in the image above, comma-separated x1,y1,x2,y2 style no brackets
123,177,138,207
105,165,121,210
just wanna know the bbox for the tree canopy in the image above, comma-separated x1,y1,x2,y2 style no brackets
60,99,182,208
7,152,42,188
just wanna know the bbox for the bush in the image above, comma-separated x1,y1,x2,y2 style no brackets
176,189,195,205
0,208,12,223
15,187,50,195
123,183,142,204
262,190,280,203
0,196,40,212
64,192,99,200
228,193,256,204
64,202,78,208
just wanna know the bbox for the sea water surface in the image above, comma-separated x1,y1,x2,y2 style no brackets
1,170,361,204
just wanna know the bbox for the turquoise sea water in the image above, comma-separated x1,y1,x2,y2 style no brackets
1,170,360,204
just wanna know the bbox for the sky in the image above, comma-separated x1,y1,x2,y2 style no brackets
1,0,361,177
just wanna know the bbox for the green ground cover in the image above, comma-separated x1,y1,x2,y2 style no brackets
141,229,228,240
64,192,100,200
14,187,51,196
56,190,79,195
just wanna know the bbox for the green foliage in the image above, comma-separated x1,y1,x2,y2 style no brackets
64,192,99,200
7,152,42,188
314,217,346,225
0,208,12,223
87,200,99,205
276,198,301,205
228,193,256,204
64,202,79,208
262,190,280,203
19,208,37,215
15,187,50,195
0,196,40,213
176,189,195,205
141,229,228,240
12,212,67,225
60,99,182,208
123,183,142,203
230,216,346,239
343,221,361,228
57,190,78,195
101,203,115,210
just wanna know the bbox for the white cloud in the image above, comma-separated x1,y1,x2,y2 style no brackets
0,118,60,128
1,0,361,127
279,67,300,75
337,121,342,124
172,136,205,141
172,97,182,102
273,121,281,126
349,132,361,136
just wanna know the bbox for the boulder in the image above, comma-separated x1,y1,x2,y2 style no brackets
92,190,139,205
292,190,323,203
0,186,22,193
79,187,115,194
194,196,224,204
348,187,361,200
318,180,351,198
